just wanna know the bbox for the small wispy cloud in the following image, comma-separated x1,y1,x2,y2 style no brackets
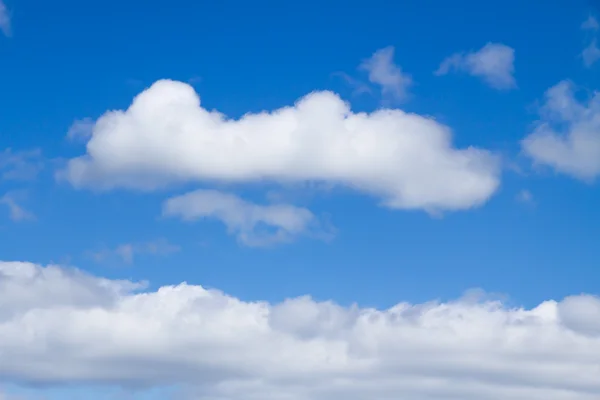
0,148,44,181
435,43,516,90
359,46,412,101
163,189,334,247
581,16,600,67
0,191,35,222
582,40,600,67
0,0,11,37
331,72,372,97
515,189,535,206
90,239,181,264
66,118,95,142
582,15,599,31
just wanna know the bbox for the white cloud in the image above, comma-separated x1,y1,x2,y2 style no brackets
435,43,517,90
2,261,600,399
359,46,412,100
522,80,600,181
0,1,10,37
0,192,34,222
581,15,599,31
163,189,329,247
90,239,181,264
60,80,500,213
582,39,600,67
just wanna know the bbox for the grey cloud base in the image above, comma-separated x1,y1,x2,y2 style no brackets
61,80,500,212
2,261,600,399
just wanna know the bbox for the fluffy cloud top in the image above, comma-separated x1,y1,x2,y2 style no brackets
522,80,600,181
436,43,516,90
61,80,500,212
359,46,412,100
163,189,327,247
2,261,600,399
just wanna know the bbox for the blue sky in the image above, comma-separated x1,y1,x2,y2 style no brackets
1,1,600,399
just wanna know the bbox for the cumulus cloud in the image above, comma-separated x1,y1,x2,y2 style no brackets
582,39,600,67
60,80,500,213
359,46,412,100
522,80,600,181
435,43,517,90
0,1,10,37
2,261,600,399
163,189,329,247
90,239,181,264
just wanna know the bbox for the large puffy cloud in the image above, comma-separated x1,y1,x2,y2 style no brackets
2,261,600,399
522,80,600,181
61,80,500,212
163,189,329,247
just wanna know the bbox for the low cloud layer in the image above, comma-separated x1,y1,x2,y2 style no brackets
1,261,600,399
436,43,516,90
61,80,500,213
522,80,600,181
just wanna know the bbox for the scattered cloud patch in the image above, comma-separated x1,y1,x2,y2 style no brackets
581,15,599,31
359,46,412,101
522,80,600,181
163,189,330,247
0,192,34,222
2,261,600,399
60,80,500,213
0,149,43,181
435,43,517,90
582,39,600,67
66,118,95,142
0,1,11,37
331,72,372,97
90,239,180,264
516,189,535,206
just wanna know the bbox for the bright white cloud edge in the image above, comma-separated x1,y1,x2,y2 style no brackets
522,80,600,181
60,80,500,213
2,261,600,400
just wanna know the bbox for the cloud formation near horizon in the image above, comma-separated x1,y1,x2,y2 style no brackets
2,261,600,399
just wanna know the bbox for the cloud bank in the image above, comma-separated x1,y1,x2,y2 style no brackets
1,261,600,399
61,80,500,213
